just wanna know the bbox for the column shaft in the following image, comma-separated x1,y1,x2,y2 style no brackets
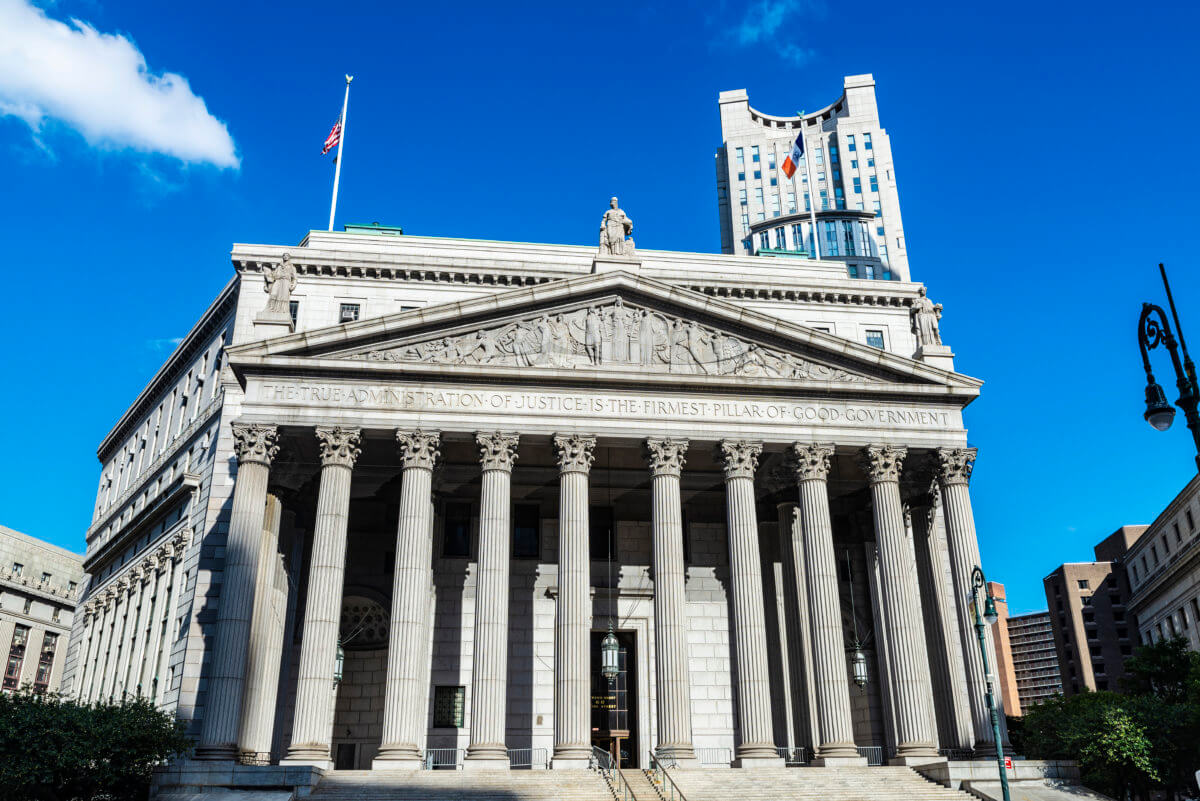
552,434,595,768
239,494,287,760
130,566,160,697
777,502,818,754
861,445,939,762
285,428,360,767
375,430,440,768
646,438,696,762
718,440,780,766
465,432,519,768
154,542,188,706
791,444,861,763
102,588,129,700
196,423,278,760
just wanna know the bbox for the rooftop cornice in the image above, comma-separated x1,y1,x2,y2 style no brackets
97,278,237,463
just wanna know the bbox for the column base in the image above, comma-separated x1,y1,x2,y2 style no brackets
192,744,238,761
282,743,331,770
889,755,947,767
733,756,786,768
811,756,869,766
279,756,333,771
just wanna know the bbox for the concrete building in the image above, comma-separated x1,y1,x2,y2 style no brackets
62,211,1013,797
0,524,84,694
985,582,1019,715
1043,526,1144,695
1126,474,1200,649
1005,612,1061,713
716,74,909,281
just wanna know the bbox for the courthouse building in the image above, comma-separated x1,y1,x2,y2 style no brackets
62,212,1010,780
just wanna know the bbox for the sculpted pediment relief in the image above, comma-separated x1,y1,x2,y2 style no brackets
341,298,871,382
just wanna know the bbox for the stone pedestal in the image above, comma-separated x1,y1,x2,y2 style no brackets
253,310,294,338
914,344,954,372
374,430,441,770
552,434,596,769
591,255,641,274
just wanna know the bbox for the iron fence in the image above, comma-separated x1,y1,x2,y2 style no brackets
423,748,464,769
507,747,549,769
856,746,884,766
696,747,732,766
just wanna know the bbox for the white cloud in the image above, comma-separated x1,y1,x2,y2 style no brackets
0,0,238,167
724,0,822,66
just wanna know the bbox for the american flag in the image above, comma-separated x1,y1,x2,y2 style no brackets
321,119,342,155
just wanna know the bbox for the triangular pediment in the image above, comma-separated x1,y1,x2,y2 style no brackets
228,271,981,397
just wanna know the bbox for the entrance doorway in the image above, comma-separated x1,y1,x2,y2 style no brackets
590,630,638,768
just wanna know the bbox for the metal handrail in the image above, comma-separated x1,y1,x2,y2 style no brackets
508,747,549,769
856,745,884,766
695,747,732,766
776,746,809,766
590,746,634,801
423,747,464,769
648,752,688,801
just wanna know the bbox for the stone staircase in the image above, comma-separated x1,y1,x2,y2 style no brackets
621,768,664,801
668,766,980,801
307,769,615,801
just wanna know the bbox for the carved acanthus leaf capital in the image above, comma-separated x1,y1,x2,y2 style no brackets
859,444,908,484
718,440,763,480
935,447,977,486
646,437,688,477
790,443,835,482
554,434,597,474
477,432,520,472
232,423,280,467
316,426,362,468
396,430,441,471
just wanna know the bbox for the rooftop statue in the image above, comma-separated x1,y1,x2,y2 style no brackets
263,253,298,315
599,197,634,257
910,286,943,347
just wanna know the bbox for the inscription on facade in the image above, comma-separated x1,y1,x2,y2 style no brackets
256,382,953,428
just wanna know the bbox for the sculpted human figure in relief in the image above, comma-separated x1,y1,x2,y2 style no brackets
910,286,943,347
262,253,297,315
599,197,634,256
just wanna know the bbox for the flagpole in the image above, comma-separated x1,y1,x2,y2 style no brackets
802,118,821,260
327,75,353,232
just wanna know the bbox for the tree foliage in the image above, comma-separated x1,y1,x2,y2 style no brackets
1019,637,1200,801
0,689,192,801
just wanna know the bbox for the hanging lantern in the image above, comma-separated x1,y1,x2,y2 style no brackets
851,646,869,688
601,627,620,683
334,643,345,685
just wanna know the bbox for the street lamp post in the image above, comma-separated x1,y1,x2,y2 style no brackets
1138,263,1200,471
970,566,1011,801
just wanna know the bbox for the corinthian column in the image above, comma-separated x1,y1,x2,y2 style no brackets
197,422,279,761
935,447,1011,755
646,437,697,764
859,445,939,763
240,493,287,761
464,432,520,769
283,427,360,768
374,430,441,769
790,444,864,765
718,440,782,767
552,433,596,769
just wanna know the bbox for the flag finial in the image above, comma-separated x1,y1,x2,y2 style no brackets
346,74,354,84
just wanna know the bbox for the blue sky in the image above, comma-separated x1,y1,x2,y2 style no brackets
1,0,1198,613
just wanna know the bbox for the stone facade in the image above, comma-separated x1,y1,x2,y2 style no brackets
65,228,1007,783
1125,474,1200,650
0,525,83,695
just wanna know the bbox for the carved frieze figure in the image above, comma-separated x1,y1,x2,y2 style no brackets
599,197,634,256
910,286,943,347
356,298,869,382
262,253,298,315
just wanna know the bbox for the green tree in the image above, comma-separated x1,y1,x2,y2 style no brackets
1120,636,1200,704
0,689,192,801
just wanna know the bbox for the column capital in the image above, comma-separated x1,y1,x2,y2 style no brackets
934,447,977,486
717,439,762,480
316,426,362,468
646,437,689,478
554,434,596,474
232,423,280,467
858,444,908,484
790,443,835,482
476,432,520,472
396,430,441,471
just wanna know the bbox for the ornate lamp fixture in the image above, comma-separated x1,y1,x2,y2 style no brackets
601,511,620,685
334,643,345,686
1137,263,1200,468
844,551,869,689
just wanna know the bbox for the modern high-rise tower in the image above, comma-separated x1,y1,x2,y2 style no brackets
716,74,909,281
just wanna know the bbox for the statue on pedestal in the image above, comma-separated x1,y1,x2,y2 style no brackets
599,197,634,257
910,286,943,347
262,253,298,316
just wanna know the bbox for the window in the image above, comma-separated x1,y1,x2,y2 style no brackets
1078,579,1090,589
33,633,56,692
759,231,769,250
751,145,760,163
864,133,873,150
443,502,471,558
1188,510,1195,530
792,224,805,249
817,171,826,181
786,192,796,213
68,582,77,595
847,265,859,278
40,572,50,583
1174,523,1182,542
433,685,466,728
829,145,839,163
1151,544,1159,565
753,170,761,180
850,159,858,168
869,175,879,192
815,147,823,166
11,563,21,577
338,303,360,323
832,169,841,181
4,625,29,691
775,228,786,249
289,300,299,325
512,504,540,559
737,172,745,182
769,177,777,187
741,214,749,230
867,157,875,167
872,199,882,216
852,177,862,194
865,330,885,349
738,188,747,206
754,188,764,205
589,505,615,561
735,147,744,165
847,134,856,151
768,152,776,169
864,264,876,280
22,598,31,614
